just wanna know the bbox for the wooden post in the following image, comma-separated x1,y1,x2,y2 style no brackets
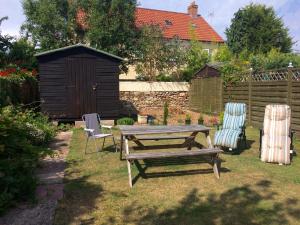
248,70,252,125
287,64,293,107
125,138,132,188
220,78,223,113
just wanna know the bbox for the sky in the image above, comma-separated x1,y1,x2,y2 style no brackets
0,0,299,51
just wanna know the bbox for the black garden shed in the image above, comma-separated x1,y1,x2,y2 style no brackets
36,44,123,120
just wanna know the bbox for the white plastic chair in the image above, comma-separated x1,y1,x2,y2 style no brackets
82,113,117,154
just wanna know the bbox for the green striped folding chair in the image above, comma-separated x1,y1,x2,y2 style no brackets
214,102,247,152
260,104,295,165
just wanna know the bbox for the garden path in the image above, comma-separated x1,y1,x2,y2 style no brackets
0,131,72,225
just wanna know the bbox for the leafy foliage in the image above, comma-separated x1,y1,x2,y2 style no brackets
8,39,37,69
22,0,138,58
181,27,210,81
135,25,186,81
22,0,69,50
87,0,138,58
0,106,56,214
226,3,292,54
249,48,300,72
117,117,134,125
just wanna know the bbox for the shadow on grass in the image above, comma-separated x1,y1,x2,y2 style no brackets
221,139,256,155
54,171,104,225
132,156,230,186
121,180,300,225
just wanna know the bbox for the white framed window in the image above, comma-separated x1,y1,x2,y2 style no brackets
203,48,210,54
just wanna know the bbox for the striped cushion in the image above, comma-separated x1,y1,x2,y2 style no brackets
214,129,241,149
261,105,291,165
223,103,247,130
214,102,246,148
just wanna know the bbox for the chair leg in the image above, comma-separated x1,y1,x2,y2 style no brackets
112,136,117,152
102,137,106,150
85,137,89,154
93,137,99,152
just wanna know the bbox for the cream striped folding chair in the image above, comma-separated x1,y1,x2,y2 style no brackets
260,105,295,165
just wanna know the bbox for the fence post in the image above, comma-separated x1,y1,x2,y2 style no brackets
248,69,253,125
219,77,223,113
287,62,293,107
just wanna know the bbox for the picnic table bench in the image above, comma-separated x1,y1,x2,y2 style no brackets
118,125,223,187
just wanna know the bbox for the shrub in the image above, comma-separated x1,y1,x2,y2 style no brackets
0,66,38,107
0,106,56,214
163,102,169,125
117,117,134,125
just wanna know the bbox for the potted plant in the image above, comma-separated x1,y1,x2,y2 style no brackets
198,115,204,125
163,102,169,125
185,114,191,125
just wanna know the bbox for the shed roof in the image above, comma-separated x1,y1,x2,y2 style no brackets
35,43,124,61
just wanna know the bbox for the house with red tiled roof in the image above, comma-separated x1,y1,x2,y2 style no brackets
135,2,224,49
120,1,224,80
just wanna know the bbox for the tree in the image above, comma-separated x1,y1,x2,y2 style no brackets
8,38,36,69
226,3,292,55
87,0,138,58
0,16,13,67
22,0,70,50
135,25,186,81
181,27,210,81
21,0,138,58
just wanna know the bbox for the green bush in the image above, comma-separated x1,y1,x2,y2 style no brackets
0,106,56,214
117,117,135,125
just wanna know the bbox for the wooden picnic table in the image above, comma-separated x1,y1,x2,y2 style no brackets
118,125,213,158
118,125,222,187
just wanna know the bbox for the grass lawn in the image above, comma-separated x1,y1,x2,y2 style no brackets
54,127,300,225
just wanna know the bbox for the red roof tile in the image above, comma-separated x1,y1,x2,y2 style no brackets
135,7,224,43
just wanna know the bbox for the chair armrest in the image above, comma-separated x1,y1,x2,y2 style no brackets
84,128,94,132
260,128,263,136
102,125,113,129
84,128,94,135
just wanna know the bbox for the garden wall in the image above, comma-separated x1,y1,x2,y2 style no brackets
189,68,300,136
119,81,189,115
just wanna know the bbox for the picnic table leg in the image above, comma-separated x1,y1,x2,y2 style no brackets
183,131,199,150
205,131,213,148
130,135,145,149
125,138,133,188
120,135,123,160
212,154,221,179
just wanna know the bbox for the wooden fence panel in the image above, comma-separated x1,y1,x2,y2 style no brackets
189,77,222,114
189,68,300,137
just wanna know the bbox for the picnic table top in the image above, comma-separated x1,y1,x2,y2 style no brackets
118,125,210,136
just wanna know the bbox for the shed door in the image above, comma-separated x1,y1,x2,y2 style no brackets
65,57,96,118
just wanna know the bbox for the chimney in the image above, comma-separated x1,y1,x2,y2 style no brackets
188,1,198,18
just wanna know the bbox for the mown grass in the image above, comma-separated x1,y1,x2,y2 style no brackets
54,127,300,225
